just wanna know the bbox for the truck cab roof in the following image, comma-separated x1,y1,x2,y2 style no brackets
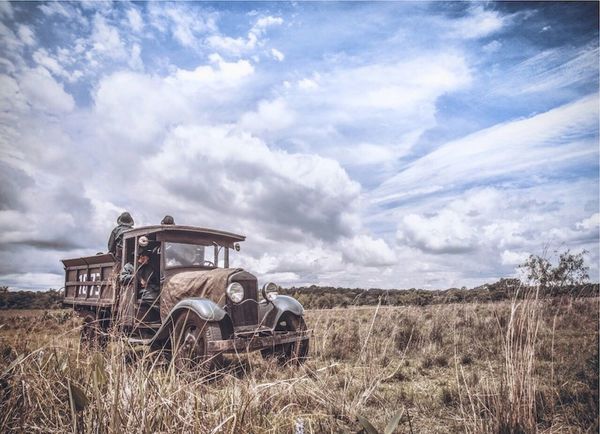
123,225,246,248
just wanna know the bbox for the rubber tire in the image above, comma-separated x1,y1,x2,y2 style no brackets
172,311,223,372
261,314,309,365
80,312,107,349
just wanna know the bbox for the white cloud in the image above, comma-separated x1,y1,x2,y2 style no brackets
240,98,295,133
389,181,598,286
340,235,397,266
18,67,75,113
90,14,127,60
206,33,258,56
297,78,318,90
254,16,283,31
398,209,478,254
483,40,501,53
374,94,599,206
17,25,36,46
271,48,285,61
38,2,87,26
0,22,24,53
126,8,144,32
450,7,505,39
499,44,599,95
0,74,28,115
0,273,63,290
501,250,529,266
128,43,143,70
93,55,254,143
0,1,13,18
207,15,283,56
32,49,77,81
140,124,361,241
576,213,599,231
149,4,217,47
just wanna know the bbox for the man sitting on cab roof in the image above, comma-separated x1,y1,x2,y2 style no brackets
161,215,175,225
108,211,134,257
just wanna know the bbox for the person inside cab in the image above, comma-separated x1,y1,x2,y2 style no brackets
137,248,159,304
119,236,160,304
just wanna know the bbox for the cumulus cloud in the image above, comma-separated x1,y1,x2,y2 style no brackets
148,3,217,47
501,250,529,266
93,55,254,144
339,235,397,266
391,181,598,285
207,15,283,56
240,98,295,133
141,124,361,242
90,14,127,60
18,67,75,113
398,209,478,254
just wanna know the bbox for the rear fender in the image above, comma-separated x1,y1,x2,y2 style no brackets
259,295,305,329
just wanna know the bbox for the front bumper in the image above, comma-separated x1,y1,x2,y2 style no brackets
207,330,310,354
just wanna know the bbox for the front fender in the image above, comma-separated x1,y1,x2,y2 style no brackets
259,295,305,329
151,298,228,346
272,295,304,317
167,298,228,322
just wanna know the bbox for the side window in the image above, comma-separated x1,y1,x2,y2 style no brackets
123,237,135,266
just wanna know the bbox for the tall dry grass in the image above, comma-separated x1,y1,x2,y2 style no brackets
457,286,543,433
0,296,597,433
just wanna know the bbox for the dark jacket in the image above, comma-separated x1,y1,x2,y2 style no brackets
138,263,160,301
108,213,134,256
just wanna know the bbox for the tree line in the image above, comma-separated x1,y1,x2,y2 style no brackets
1,249,596,310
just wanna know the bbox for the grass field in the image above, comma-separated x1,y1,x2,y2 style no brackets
0,295,597,433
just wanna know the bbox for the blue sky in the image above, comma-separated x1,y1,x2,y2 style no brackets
0,1,598,290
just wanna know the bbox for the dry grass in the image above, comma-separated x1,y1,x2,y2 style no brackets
0,296,597,433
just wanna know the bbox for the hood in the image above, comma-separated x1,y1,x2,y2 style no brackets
159,268,241,320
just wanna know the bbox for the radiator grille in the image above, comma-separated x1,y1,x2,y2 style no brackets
229,278,258,327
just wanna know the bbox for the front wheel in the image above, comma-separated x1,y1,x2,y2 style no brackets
261,314,309,365
172,312,223,372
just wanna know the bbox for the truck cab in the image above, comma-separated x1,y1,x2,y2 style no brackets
62,225,309,369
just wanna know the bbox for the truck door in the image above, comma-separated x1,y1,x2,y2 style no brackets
116,236,137,330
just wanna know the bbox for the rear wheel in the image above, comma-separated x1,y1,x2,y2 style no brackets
172,312,223,372
261,314,309,365
80,311,107,349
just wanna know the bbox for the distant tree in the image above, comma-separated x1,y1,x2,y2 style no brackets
519,249,590,293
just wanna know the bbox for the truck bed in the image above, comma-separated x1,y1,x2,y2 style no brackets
62,253,116,308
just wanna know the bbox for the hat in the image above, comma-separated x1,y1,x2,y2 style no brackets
139,248,153,257
117,212,134,226
161,215,175,225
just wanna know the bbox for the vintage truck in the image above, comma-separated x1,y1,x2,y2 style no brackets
62,225,309,369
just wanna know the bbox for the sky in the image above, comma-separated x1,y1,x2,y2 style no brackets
0,1,598,290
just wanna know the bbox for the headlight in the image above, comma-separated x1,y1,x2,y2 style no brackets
262,282,278,302
226,282,244,303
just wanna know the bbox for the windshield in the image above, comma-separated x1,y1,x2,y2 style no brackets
165,242,211,268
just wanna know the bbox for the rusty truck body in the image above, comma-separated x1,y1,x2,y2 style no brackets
62,225,309,369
